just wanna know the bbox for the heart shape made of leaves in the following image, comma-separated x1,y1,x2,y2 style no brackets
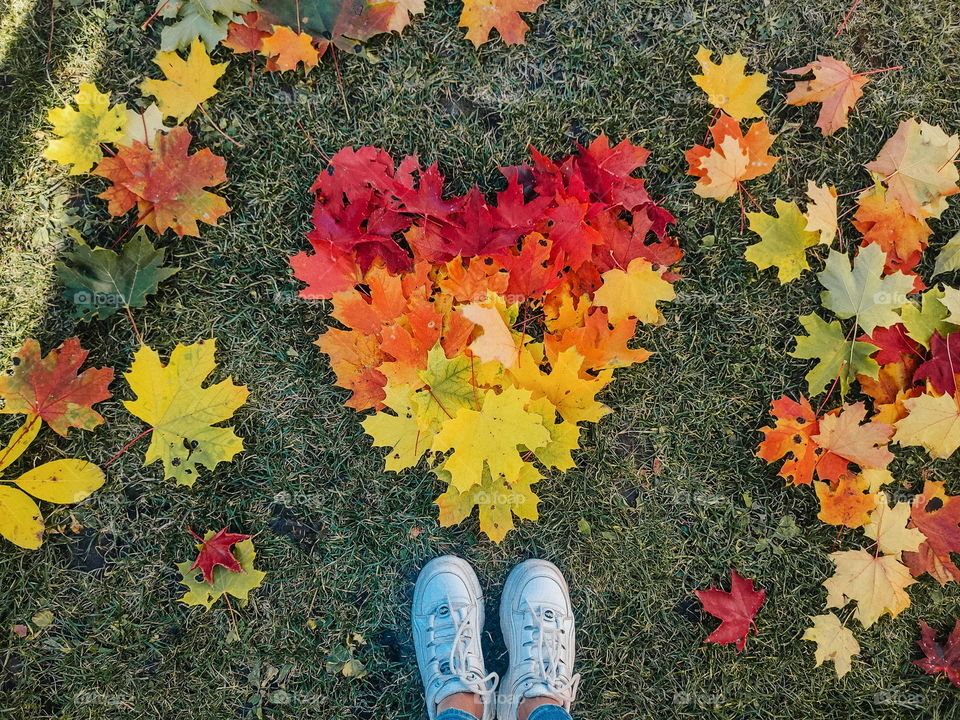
289,136,682,541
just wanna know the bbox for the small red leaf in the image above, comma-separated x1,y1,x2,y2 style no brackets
189,527,252,585
914,619,960,688
695,569,765,651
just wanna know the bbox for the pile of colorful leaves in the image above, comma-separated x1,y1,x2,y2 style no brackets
289,138,682,540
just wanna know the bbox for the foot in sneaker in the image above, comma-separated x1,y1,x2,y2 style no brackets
497,559,580,720
413,556,499,720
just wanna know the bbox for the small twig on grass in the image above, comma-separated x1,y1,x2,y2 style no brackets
198,104,243,147
141,0,172,31
103,427,154,468
46,0,55,65
296,119,331,163
331,46,351,120
224,595,240,638
835,0,861,37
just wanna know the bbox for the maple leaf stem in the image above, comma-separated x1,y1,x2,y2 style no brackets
46,0,55,65
198,104,243,148
854,65,903,78
834,0,861,37
296,119,331,163
99,143,117,158
141,0,171,31
738,182,763,211
103,427,154,468
331,47,351,120
125,306,145,347
836,183,876,198
938,146,960,173
425,386,453,419
187,526,204,542
702,107,721,145
110,208,154,248
224,594,240,637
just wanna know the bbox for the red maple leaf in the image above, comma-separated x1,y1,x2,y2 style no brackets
858,324,920,366
695,569,765,651
903,481,960,585
94,126,228,238
914,332,960,396
914,619,960,688
189,527,252,584
0,337,113,437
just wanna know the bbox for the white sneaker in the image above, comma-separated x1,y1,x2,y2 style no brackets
497,559,580,720
413,556,499,720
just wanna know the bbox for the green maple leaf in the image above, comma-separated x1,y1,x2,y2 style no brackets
744,199,820,284
56,230,179,320
898,286,955,349
177,537,266,610
817,243,915,334
933,230,960,277
791,313,880,397
412,344,479,429
156,0,256,52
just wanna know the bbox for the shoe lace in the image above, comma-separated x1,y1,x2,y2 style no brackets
521,601,581,705
426,597,499,716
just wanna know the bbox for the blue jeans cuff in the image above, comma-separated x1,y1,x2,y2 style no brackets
436,710,482,720
528,705,573,720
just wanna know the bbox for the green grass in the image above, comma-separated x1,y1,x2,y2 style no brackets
2,0,960,718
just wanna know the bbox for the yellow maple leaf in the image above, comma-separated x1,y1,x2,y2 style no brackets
362,384,435,472
592,257,675,325
745,199,821,284
177,536,266,610
804,181,838,245
802,613,860,678
435,463,540,543
863,492,925,558
141,38,228,122
691,46,768,120
823,549,915,628
42,82,127,175
526,396,580,471
123,339,248,486
893,391,960,459
509,346,611,425
430,386,550,492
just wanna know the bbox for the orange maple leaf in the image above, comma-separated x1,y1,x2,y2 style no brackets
94,126,228,238
261,26,320,72
853,186,932,278
756,395,821,486
903,481,960,585
315,328,387,411
544,308,650,374
813,401,895,471
686,113,778,201
815,474,877,528
786,56,870,136
459,0,545,47
223,12,270,53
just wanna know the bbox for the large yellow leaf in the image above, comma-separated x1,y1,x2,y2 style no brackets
802,613,859,678
42,82,127,174
893,391,960,459
431,387,550,492
123,340,248,486
823,549,915,628
13,459,105,504
141,38,228,122
508,347,611,425
0,485,44,550
0,416,40,473
691,46,768,120
593,258,674,325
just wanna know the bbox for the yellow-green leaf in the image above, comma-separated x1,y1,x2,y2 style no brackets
0,416,40,473
0,485,44,550
13,459,105,504
123,339,248,486
42,83,127,175
745,199,820,284
141,38,228,122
